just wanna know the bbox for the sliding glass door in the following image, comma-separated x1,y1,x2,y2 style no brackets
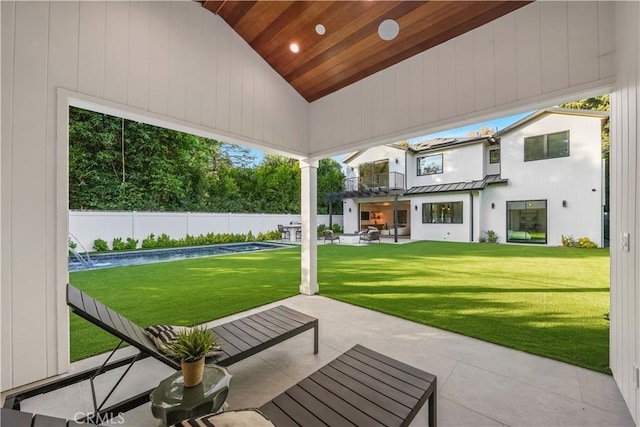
506,200,547,244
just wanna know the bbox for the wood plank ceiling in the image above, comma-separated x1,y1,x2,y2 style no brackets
201,1,531,103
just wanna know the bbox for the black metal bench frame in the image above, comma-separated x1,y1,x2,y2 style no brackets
3,284,318,424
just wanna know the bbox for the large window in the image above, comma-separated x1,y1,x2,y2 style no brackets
524,131,569,161
422,202,463,224
417,154,443,176
507,200,547,244
359,159,389,188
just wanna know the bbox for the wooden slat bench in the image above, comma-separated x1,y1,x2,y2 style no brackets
3,284,318,423
260,345,437,427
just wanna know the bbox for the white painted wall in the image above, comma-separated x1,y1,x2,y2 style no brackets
481,113,604,246
309,1,615,158
68,211,343,252
610,2,640,423
408,144,485,188
343,199,359,234
1,0,308,390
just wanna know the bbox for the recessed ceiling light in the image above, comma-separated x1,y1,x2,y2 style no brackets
315,24,326,35
378,19,399,41
290,43,300,53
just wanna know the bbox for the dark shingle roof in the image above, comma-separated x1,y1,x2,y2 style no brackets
405,174,507,195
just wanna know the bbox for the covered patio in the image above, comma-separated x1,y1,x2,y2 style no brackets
2,1,640,425
13,297,634,426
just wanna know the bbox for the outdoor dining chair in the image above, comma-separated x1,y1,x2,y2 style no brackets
277,224,290,241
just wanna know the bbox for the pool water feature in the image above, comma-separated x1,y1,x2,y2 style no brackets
69,242,287,272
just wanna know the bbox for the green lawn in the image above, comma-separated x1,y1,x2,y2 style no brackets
319,242,610,373
69,248,301,361
70,241,610,373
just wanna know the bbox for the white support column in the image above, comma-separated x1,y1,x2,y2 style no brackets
299,158,318,295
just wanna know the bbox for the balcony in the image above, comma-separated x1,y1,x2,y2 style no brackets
342,172,405,197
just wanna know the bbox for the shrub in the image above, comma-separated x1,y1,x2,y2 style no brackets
125,237,138,250
111,238,127,251
247,231,255,242
93,238,109,252
562,235,597,249
331,224,343,234
480,230,499,243
68,239,78,250
257,230,281,241
562,235,576,247
142,233,157,249
156,233,174,248
577,237,598,249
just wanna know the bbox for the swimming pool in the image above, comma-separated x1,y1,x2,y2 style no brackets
69,242,288,272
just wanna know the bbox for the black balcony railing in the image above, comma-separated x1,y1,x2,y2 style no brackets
343,172,405,192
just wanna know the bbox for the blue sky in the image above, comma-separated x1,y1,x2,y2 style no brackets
332,110,534,163
408,111,533,143
244,111,534,165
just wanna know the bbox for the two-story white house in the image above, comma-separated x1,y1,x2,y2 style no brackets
339,108,608,246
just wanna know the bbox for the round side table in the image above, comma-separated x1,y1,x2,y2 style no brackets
150,365,232,426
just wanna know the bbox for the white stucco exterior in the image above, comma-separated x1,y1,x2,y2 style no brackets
343,109,606,247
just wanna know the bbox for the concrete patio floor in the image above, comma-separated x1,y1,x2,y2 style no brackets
9,295,633,426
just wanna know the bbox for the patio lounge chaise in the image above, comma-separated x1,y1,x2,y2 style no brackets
179,345,437,426
259,344,437,427
3,284,318,423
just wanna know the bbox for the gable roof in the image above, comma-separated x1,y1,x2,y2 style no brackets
494,108,609,137
342,144,408,164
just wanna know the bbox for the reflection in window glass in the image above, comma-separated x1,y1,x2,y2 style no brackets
524,136,544,161
524,131,569,161
417,154,443,176
547,131,569,158
359,160,389,188
422,202,463,224
506,199,547,244
489,149,500,163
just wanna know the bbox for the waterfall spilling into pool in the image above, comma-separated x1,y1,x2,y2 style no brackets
69,232,93,268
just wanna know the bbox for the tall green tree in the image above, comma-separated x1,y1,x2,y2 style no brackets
317,158,345,214
559,94,609,158
254,155,301,213
69,107,220,211
69,108,345,214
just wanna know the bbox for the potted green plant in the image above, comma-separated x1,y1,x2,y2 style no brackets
164,326,217,387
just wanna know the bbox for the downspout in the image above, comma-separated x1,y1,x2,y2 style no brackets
470,192,474,242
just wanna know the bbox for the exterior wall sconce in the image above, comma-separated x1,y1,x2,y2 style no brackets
395,158,399,164
414,205,418,211
348,207,352,212
562,200,567,208
491,202,495,209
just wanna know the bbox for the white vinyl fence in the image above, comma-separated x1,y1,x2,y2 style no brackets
69,211,343,251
